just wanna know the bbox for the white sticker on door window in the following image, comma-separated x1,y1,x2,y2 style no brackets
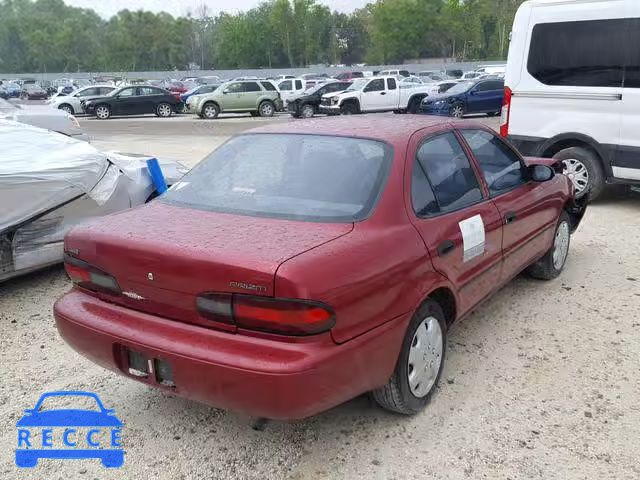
459,214,485,262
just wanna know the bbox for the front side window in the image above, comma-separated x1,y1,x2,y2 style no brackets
260,81,276,91
527,19,625,87
364,79,385,92
387,78,397,90
162,134,392,222
460,129,526,195
417,133,483,213
117,87,136,97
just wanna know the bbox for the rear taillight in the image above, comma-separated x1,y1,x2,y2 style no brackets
196,293,335,336
64,253,121,294
500,86,512,137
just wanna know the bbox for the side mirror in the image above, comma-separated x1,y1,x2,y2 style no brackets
222,89,229,94
529,164,555,182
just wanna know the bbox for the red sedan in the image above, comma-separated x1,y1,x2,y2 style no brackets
54,116,587,419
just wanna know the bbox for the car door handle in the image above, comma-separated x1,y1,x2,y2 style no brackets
380,92,386,95
437,239,455,257
504,212,517,224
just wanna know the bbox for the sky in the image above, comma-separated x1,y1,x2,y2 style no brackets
63,0,366,18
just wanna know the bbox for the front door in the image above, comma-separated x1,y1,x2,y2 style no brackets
457,128,561,281
111,87,138,115
221,82,245,111
468,80,504,114
408,129,503,316
361,78,389,111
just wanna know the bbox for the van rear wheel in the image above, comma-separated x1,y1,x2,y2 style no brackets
552,146,604,200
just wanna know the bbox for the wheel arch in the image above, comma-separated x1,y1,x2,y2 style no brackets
341,97,360,111
202,99,221,113
57,103,73,113
427,287,457,327
539,133,611,177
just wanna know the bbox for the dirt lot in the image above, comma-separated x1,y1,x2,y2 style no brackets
1,113,639,479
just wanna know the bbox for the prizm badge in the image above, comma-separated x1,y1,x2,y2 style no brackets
229,281,268,293
147,273,154,281
122,291,145,301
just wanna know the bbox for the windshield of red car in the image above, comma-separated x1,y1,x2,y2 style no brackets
162,134,392,222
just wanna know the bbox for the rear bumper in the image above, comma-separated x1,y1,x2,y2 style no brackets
54,290,408,420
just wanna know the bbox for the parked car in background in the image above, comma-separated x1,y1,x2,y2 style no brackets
0,120,187,282
476,64,506,77
300,73,330,88
334,71,364,81
502,0,640,199
399,76,425,88
53,115,586,420
83,86,180,120
444,69,463,79
419,78,504,118
4,83,22,98
461,71,483,80
180,84,220,105
277,78,306,105
287,81,352,118
191,80,282,119
164,81,189,94
49,84,116,115
0,87,8,100
271,74,295,81
378,69,410,77
320,76,430,115
425,80,460,96
0,98,87,140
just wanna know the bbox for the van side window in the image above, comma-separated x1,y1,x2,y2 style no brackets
527,19,625,87
460,130,526,195
416,133,483,213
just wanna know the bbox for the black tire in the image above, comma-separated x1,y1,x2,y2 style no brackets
258,100,275,117
58,103,74,115
300,103,315,118
371,299,446,415
340,102,358,115
201,102,219,119
526,211,571,280
250,111,259,117
176,103,186,114
156,102,173,118
450,103,464,118
552,146,604,200
407,97,421,114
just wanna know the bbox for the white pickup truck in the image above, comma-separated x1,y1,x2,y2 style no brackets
319,76,430,115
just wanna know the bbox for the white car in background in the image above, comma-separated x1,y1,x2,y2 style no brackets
49,84,116,115
398,75,426,88
0,98,87,141
425,80,461,96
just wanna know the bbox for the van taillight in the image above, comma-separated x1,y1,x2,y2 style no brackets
500,86,512,137
196,293,335,336
63,253,121,294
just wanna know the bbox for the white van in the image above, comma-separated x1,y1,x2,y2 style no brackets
502,0,640,199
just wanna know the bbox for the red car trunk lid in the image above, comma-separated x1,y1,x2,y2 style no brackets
66,202,352,329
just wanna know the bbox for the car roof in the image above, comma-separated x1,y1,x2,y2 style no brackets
244,115,485,145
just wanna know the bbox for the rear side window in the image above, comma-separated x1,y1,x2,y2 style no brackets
243,82,261,92
527,19,626,87
387,78,397,90
260,81,276,91
416,133,483,213
475,80,503,92
295,80,303,90
460,129,526,195
78,88,98,97
162,134,392,222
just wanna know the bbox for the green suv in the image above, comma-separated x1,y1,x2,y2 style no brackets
190,80,282,119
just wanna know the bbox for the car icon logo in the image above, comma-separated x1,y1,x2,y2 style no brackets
15,391,123,468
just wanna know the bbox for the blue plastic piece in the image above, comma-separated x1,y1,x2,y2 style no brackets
146,158,168,194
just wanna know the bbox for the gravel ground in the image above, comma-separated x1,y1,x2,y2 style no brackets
1,114,639,479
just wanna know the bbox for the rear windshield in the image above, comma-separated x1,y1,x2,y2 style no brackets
162,134,392,222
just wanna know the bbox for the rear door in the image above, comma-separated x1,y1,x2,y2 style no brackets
458,128,561,281
239,81,261,109
468,80,503,113
407,129,503,316
385,77,400,107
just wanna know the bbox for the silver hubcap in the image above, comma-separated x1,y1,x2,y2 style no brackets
562,159,589,194
96,106,109,119
553,221,570,270
158,104,171,116
260,103,273,116
451,106,463,117
204,105,217,118
407,316,443,398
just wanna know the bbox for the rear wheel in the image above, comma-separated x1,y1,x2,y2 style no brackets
407,97,421,114
95,104,111,120
258,101,275,117
526,211,571,280
202,102,219,119
156,102,173,118
372,299,446,414
340,102,358,115
552,146,604,200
